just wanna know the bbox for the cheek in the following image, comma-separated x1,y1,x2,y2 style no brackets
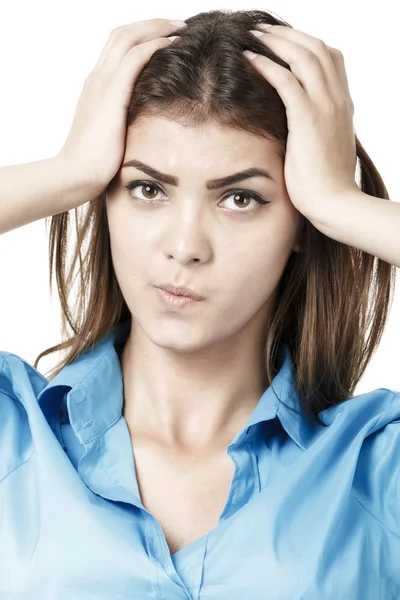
226,238,293,300
107,201,146,256
106,213,150,292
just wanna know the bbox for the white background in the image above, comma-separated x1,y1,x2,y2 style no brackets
0,0,398,394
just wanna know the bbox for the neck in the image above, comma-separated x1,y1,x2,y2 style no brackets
120,321,269,451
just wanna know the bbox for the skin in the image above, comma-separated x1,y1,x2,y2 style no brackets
105,114,302,454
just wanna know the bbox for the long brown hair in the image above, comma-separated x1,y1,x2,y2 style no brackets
34,9,396,424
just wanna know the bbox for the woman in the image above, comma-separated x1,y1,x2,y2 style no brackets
0,9,399,599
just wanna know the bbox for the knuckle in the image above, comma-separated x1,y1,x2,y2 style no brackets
330,46,344,59
108,25,126,40
277,68,295,87
302,47,319,65
329,47,345,66
311,37,326,52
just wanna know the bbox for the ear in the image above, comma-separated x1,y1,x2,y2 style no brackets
292,241,302,253
292,215,306,254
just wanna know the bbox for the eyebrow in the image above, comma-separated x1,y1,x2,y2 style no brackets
121,159,275,189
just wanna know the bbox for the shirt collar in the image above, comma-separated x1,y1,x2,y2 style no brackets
37,319,326,451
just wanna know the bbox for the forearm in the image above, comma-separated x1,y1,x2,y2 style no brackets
311,190,400,268
0,156,101,235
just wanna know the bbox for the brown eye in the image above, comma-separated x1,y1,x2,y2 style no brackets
123,180,270,216
141,183,159,199
124,181,164,201
232,193,252,208
220,189,270,215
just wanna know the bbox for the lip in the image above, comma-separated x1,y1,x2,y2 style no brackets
155,287,203,310
156,284,205,301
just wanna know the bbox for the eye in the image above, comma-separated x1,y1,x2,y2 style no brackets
124,180,165,202
220,189,270,214
124,180,270,215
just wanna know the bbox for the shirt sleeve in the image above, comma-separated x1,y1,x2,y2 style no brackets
0,353,35,483
352,391,400,537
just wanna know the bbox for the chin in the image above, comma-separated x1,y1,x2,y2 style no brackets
147,327,211,354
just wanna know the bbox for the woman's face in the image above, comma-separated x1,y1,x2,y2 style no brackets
106,115,302,354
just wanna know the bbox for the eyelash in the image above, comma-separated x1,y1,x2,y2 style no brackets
123,180,270,216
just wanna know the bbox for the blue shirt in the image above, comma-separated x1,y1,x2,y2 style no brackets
0,319,399,599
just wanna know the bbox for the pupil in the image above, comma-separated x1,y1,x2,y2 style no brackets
144,184,157,199
235,193,249,207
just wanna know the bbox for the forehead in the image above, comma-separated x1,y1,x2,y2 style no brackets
125,115,282,169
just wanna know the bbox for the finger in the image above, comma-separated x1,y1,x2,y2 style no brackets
326,46,355,113
251,29,338,107
110,36,175,110
258,26,342,93
243,51,309,121
94,18,186,79
259,26,355,112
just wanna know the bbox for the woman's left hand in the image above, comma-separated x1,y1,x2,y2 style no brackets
244,25,359,223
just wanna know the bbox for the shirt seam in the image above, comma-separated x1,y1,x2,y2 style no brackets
351,488,400,542
0,450,35,484
0,381,35,482
349,391,400,542
0,388,24,407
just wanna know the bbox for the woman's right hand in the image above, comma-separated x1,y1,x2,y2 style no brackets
0,18,186,234
56,18,186,201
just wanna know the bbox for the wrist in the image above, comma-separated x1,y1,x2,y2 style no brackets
307,186,363,239
52,152,106,207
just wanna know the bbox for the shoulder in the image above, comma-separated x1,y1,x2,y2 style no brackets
0,351,48,483
351,387,400,537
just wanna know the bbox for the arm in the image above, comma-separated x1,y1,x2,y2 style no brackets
0,19,183,235
310,190,400,269
0,157,100,235
245,27,398,267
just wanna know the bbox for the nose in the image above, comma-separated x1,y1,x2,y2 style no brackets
163,205,212,265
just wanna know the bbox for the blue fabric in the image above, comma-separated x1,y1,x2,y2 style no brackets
0,319,399,599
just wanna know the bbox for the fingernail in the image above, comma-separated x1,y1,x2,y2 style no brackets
170,20,187,27
243,50,257,60
250,29,264,37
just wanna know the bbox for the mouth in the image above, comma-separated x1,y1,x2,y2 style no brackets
155,286,204,310
156,284,205,301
